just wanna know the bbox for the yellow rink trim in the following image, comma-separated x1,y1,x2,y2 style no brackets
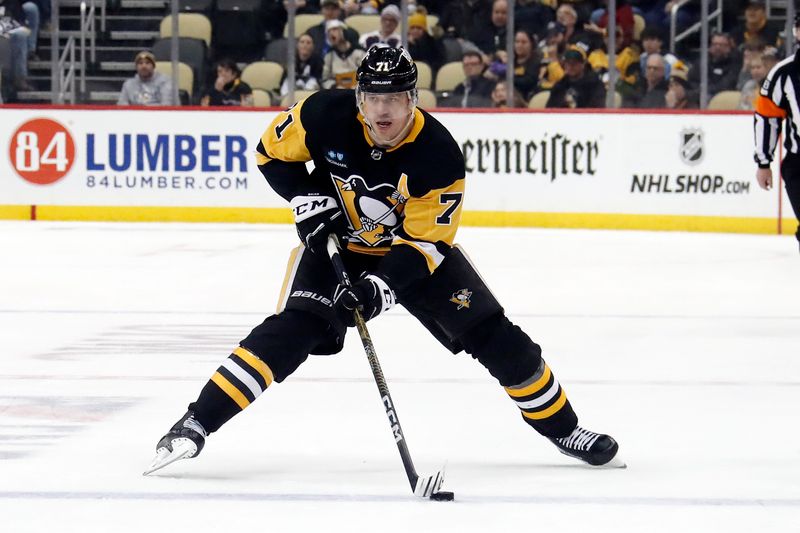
0,204,795,234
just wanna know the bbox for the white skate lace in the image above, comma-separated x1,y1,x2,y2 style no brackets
183,417,208,438
557,426,600,452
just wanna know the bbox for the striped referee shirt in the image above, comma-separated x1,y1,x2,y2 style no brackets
754,49,800,167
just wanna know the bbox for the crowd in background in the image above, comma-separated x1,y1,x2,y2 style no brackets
0,0,796,109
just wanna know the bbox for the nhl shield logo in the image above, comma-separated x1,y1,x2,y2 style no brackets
679,128,704,165
450,288,472,310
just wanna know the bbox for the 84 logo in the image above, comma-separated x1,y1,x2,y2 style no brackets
8,118,76,185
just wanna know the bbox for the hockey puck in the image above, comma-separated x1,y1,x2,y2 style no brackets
430,491,455,502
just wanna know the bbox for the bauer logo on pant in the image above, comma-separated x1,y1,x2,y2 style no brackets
450,289,472,310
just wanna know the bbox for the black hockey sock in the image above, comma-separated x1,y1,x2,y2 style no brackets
189,346,274,433
504,359,578,439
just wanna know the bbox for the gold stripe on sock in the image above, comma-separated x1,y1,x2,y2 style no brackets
521,389,567,420
211,371,251,409
505,364,552,398
233,346,274,387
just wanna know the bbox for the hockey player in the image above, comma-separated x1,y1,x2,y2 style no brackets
754,14,800,251
145,46,624,476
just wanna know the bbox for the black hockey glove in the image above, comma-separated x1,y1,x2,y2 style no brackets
291,195,347,253
333,274,396,326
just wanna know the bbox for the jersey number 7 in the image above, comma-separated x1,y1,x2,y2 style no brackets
436,192,463,225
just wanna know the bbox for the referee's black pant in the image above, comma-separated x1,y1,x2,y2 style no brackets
781,152,800,241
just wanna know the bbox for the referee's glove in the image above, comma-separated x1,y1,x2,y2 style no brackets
333,274,396,326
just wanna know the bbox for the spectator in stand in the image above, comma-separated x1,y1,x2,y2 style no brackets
446,50,494,108
665,66,697,109
280,33,323,97
588,0,635,48
469,0,508,55
490,79,526,108
201,58,254,107
342,0,383,16
510,29,541,100
547,46,605,108
731,1,781,49
587,26,640,105
515,0,555,41
117,51,176,106
556,3,593,51
359,4,401,50
632,0,699,33
307,0,360,60
21,1,39,60
737,40,766,90
639,27,684,80
321,20,366,89
406,12,444,72
0,0,33,91
538,21,568,91
739,48,778,110
689,32,740,97
637,53,669,108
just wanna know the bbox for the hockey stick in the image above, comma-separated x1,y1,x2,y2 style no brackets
326,234,453,501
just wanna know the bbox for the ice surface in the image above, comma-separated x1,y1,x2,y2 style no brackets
1,222,798,532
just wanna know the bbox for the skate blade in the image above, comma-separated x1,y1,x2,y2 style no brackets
142,439,197,476
600,454,627,469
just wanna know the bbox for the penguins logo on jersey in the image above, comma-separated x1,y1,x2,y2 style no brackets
450,289,472,310
332,173,406,247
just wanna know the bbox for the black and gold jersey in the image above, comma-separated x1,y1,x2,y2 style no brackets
256,89,465,290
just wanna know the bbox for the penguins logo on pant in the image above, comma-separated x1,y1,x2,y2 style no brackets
332,173,406,247
450,288,472,310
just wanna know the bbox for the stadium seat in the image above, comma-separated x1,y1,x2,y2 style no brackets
155,61,195,99
426,14,439,34
528,90,550,108
344,14,379,35
415,61,432,89
160,14,212,47
708,90,741,110
152,37,208,98
441,37,463,64
251,88,272,107
417,88,437,109
434,61,465,92
241,61,284,93
284,14,324,38
178,0,213,14
213,0,265,60
281,89,316,107
265,38,289,64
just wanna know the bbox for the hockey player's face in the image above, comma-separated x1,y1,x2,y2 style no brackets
361,91,413,142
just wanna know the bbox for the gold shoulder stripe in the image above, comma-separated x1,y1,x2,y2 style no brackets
233,346,274,388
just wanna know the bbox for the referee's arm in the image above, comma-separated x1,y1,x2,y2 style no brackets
753,75,788,190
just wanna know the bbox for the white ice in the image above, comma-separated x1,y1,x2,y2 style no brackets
1,221,798,533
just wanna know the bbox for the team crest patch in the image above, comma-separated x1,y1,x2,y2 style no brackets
450,289,472,310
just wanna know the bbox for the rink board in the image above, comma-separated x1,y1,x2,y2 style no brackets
0,106,792,234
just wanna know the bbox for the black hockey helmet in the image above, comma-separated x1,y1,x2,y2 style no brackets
357,46,418,94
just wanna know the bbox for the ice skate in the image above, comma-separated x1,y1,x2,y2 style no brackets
549,426,626,468
143,411,207,475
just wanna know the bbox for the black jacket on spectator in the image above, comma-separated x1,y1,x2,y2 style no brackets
513,56,541,100
448,75,495,108
547,69,606,108
689,50,740,97
435,0,491,40
639,79,669,109
470,23,507,56
407,32,445,72
204,79,253,106
515,0,555,41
